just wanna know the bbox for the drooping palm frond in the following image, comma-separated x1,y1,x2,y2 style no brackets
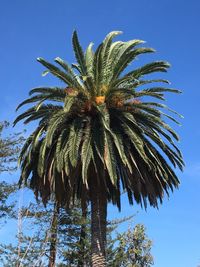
15,31,184,210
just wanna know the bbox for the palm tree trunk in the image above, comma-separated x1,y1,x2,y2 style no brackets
48,203,59,267
91,183,107,267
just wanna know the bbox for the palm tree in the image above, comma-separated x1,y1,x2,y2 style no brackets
15,31,184,266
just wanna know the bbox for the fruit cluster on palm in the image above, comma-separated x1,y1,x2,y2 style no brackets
15,31,184,266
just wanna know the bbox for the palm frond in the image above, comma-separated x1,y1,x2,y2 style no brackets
72,31,87,76
81,123,92,186
85,42,94,78
37,57,77,87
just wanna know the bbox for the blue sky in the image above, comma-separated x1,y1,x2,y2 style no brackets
0,0,200,266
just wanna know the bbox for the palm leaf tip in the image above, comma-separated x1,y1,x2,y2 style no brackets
37,57,43,62
16,103,21,111
16,99,30,111
106,30,123,36
162,61,171,69
54,57,60,61
72,29,78,38
103,31,123,43
42,70,49,77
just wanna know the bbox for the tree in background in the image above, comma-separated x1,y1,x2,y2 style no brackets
0,201,52,266
0,121,24,173
0,198,90,266
0,121,24,222
0,197,153,267
0,181,17,223
112,224,153,267
15,31,184,266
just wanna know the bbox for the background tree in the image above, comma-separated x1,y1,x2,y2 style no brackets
0,202,52,266
0,197,153,267
0,121,24,223
112,224,153,267
0,121,24,173
0,199,90,266
15,31,184,266
0,181,17,223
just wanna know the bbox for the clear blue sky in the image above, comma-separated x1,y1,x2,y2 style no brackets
0,1,200,266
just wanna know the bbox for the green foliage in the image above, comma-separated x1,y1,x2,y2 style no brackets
0,202,53,266
15,31,184,210
0,121,24,173
111,224,154,267
0,181,17,221
0,199,90,266
0,196,153,267
0,121,24,223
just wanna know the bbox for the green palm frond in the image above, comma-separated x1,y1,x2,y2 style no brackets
85,42,94,78
72,31,87,76
81,123,93,186
103,129,117,185
101,31,122,82
67,118,84,167
127,61,170,79
112,47,155,82
93,43,104,95
14,104,62,126
37,58,78,86
54,57,84,90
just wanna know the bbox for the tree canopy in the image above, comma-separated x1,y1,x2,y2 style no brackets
15,31,184,209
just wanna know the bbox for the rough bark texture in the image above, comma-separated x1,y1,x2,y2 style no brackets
48,204,58,267
91,183,107,267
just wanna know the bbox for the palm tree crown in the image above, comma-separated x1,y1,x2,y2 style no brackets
15,31,184,210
